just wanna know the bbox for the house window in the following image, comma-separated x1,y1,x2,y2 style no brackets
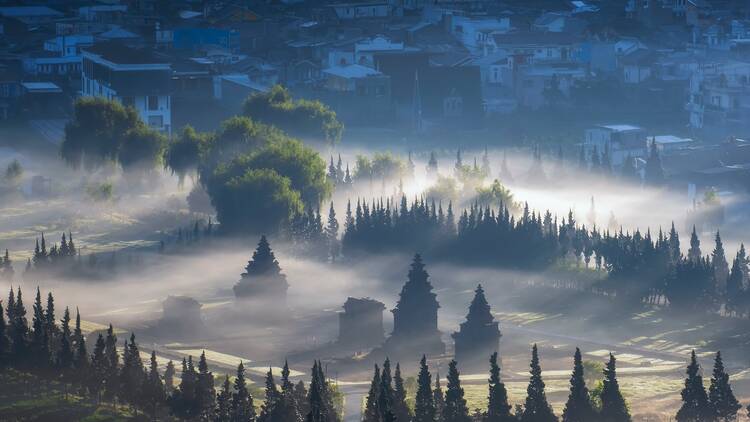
148,96,158,110
148,115,163,128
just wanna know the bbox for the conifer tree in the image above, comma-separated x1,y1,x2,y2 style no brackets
142,350,165,416
8,287,27,363
521,344,557,422
600,353,629,422
363,364,381,422
57,307,74,377
414,356,435,422
393,363,411,422
164,360,175,393
172,356,198,419
280,360,301,421
487,352,512,422
443,359,470,422
379,358,395,419
562,348,595,422
217,375,233,422
0,302,8,367
434,372,445,422
676,350,711,422
712,232,729,295
232,361,256,422
259,367,279,422
1,249,13,280
688,226,701,263
197,351,216,419
644,139,665,186
103,324,119,402
119,333,145,408
31,287,49,366
73,308,88,384
326,202,340,262
708,351,740,421
295,381,309,420
90,334,107,402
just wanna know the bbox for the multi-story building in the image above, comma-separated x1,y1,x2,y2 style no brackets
81,42,172,134
687,61,750,137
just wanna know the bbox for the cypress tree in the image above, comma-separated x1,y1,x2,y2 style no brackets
172,356,198,419
600,353,630,422
279,360,302,421
231,361,256,422
326,202,339,262
119,333,145,408
487,352,512,422
378,358,395,419
414,355,435,422
443,359,470,422
521,344,557,422
363,364,381,422
644,139,665,186
142,350,165,416
708,351,740,421
295,381,309,420
434,372,445,422
217,375,233,422
90,334,106,403
676,350,711,422
197,351,216,419
562,348,595,422
103,324,119,402
10,288,27,362
31,287,49,366
712,231,729,295
73,308,88,386
0,302,8,367
259,367,279,421
57,307,74,377
392,363,411,422
688,226,701,263
164,360,175,393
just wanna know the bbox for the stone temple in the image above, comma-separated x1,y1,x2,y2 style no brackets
338,297,386,350
382,254,445,359
452,284,501,369
233,235,288,301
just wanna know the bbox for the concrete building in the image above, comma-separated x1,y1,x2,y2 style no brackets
584,124,647,166
82,42,172,134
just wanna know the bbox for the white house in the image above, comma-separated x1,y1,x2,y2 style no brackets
584,124,647,166
354,36,404,67
81,43,172,134
448,15,511,55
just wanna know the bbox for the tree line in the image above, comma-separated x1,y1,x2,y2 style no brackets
0,286,342,421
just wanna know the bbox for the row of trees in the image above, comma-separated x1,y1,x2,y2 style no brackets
281,195,746,314
0,287,341,421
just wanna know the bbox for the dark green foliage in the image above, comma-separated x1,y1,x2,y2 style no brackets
232,361,256,421
414,356,435,422
119,333,145,407
487,352,513,422
562,348,595,422
259,368,280,422
217,376,232,422
166,125,211,184
443,360,470,422
599,354,629,422
378,358,395,419
392,363,411,422
142,351,166,415
62,97,165,173
644,139,665,186
676,350,711,422
363,365,381,422
708,351,741,421
243,85,343,144
103,325,119,402
521,345,557,422
434,372,445,422
56,307,74,376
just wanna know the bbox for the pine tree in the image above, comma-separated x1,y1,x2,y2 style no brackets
688,226,701,263
163,360,175,393
31,287,49,366
232,361,256,421
363,364,381,422
712,232,729,295
562,348,595,422
644,139,665,186
197,351,216,419
521,344,557,422
326,202,340,262
434,372,445,422
142,350,165,416
414,356,435,422
103,324,119,402
90,334,107,402
73,308,88,382
378,358,395,419
443,359,470,422
392,363,411,422
487,352,513,422
0,301,8,367
57,307,74,378
708,351,740,421
599,354,629,422
172,356,198,419
217,375,233,422
119,333,145,408
676,350,711,422
1,249,13,280
295,381,309,420
259,367,279,422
